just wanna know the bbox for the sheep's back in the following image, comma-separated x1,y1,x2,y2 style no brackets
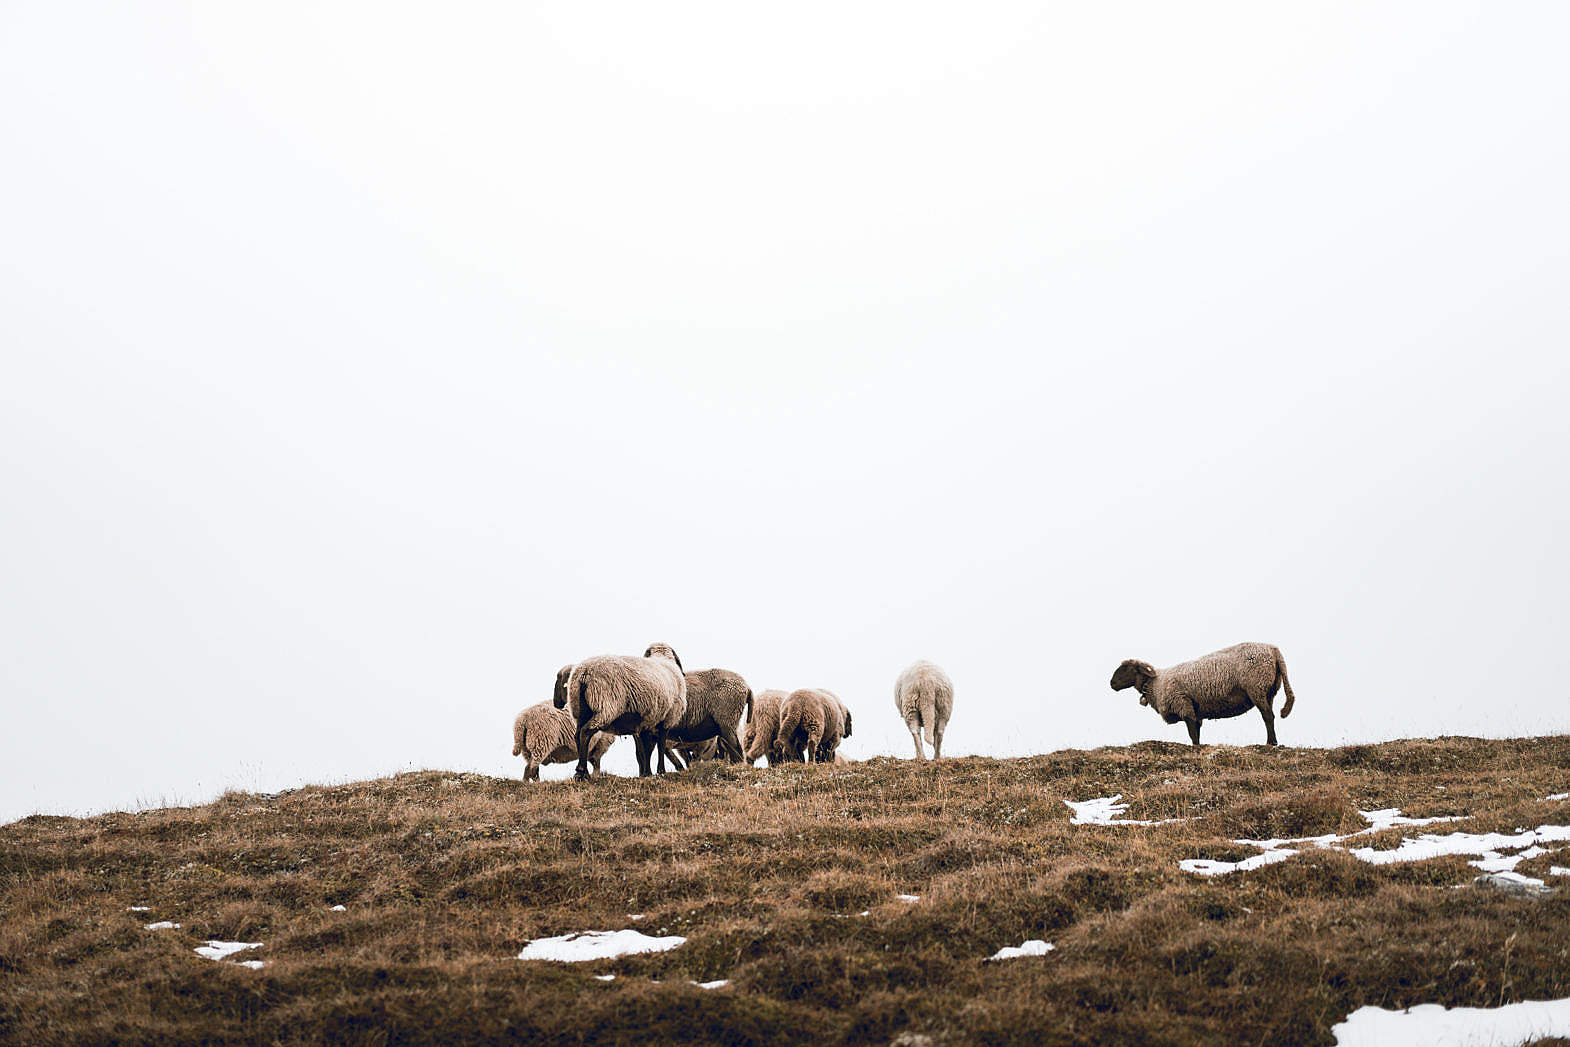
746,690,787,761
679,668,749,730
895,661,954,721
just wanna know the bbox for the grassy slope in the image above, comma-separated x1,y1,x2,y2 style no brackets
4,736,1570,1046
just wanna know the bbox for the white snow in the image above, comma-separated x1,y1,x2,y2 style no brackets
143,921,180,930
127,906,151,913
233,960,267,970
1551,867,1570,878
986,940,1055,961
897,894,920,902
1181,848,1301,877
1546,793,1569,802
329,904,347,912
1179,805,1570,883
195,941,263,962
516,930,687,962
692,979,730,989
593,974,616,982
628,914,646,921
1332,997,1570,1047
1065,795,1179,827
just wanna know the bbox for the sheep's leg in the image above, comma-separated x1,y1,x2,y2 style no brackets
525,759,540,782
662,743,688,771
633,732,654,777
1256,701,1278,746
573,725,598,780
909,723,926,760
654,727,672,774
1185,719,1202,746
932,725,944,760
716,723,745,763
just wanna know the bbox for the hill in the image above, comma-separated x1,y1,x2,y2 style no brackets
3,736,1570,1045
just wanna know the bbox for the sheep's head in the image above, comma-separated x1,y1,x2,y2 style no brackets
841,708,854,739
1110,659,1157,701
643,642,683,671
553,664,574,709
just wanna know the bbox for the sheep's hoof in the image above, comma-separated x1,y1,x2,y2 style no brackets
573,769,591,781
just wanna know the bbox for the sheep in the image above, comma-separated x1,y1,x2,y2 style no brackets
671,738,721,766
1110,642,1297,747
776,688,853,763
744,689,788,766
511,701,614,780
894,660,954,759
657,664,750,767
555,643,687,778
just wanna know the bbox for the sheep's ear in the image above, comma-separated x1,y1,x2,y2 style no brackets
642,645,654,658
668,647,683,671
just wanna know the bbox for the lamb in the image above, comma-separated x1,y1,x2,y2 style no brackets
743,689,788,766
776,688,853,763
511,702,614,780
894,660,954,759
658,664,750,766
1110,642,1297,747
555,643,687,778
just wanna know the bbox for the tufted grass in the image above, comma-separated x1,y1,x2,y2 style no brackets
3,735,1570,1045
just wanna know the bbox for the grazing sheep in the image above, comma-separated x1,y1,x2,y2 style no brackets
556,643,687,778
671,738,721,766
777,688,853,763
1110,642,1297,747
744,689,788,766
895,660,954,759
659,665,749,766
511,702,614,781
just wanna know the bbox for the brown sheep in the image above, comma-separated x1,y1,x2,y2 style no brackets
556,643,687,778
776,688,853,763
744,689,788,766
657,664,750,767
895,660,954,759
511,702,614,780
1111,642,1297,747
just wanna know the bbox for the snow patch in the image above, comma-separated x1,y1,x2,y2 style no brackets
517,930,686,962
1551,867,1570,878
195,941,263,962
1181,848,1301,877
329,904,347,912
1546,792,1569,802
986,940,1055,961
1179,805,1570,884
1332,997,1570,1047
143,921,180,931
692,979,730,989
127,906,151,913
1065,795,1179,827
897,894,920,902
593,974,616,982
233,960,267,970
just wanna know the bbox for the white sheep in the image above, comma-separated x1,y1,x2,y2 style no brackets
511,702,614,780
555,643,687,778
894,660,953,759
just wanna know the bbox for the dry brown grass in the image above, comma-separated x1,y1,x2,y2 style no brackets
3,736,1570,1045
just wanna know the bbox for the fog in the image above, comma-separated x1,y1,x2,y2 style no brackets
3,2,1567,823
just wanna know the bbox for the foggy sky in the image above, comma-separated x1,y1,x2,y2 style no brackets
3,2,1568,823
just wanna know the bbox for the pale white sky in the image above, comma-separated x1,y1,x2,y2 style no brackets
3,3,1567,821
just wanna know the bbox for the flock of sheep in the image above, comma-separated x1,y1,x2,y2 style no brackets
511,641,1298,780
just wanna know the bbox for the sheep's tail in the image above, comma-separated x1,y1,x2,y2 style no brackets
1275,647,1296,718
779,699,804,748
918,684,938,747
577,671,611,731
512,722,526,757
745,688,755,725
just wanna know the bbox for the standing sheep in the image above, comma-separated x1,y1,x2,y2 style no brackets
895,660,954,759
511,702,614,780
1110,642,1297,747
776,688,853,763
555,643,687,778
657,663,750,766
744,689,788,766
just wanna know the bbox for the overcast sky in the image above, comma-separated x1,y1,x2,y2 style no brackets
3,2,1568,822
